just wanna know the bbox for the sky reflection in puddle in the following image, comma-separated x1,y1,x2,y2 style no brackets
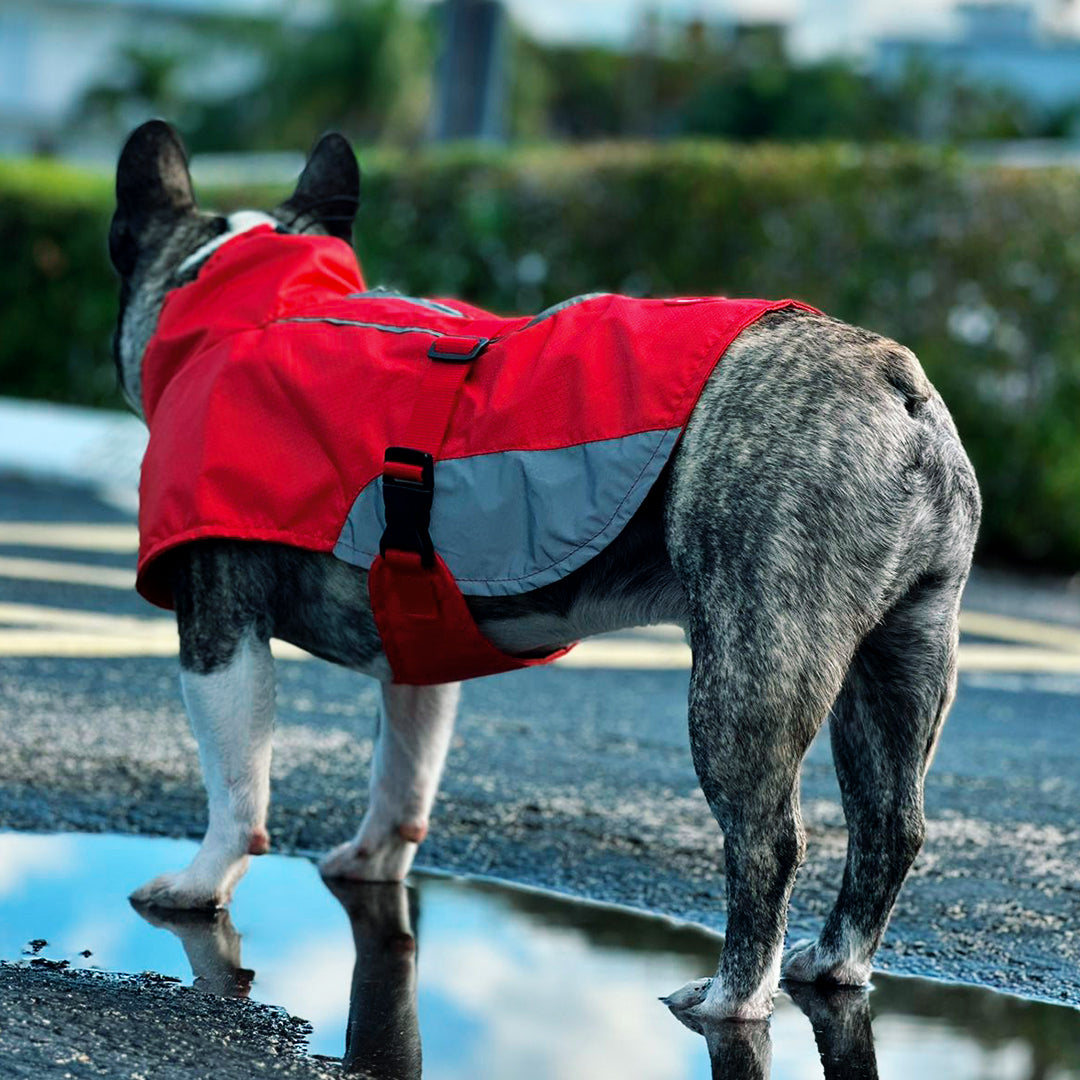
1,831,1078,1079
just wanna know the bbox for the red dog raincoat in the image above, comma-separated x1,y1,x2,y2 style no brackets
138,226,813,683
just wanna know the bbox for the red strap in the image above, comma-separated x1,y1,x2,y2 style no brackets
398,354,476,455
371,333,577,683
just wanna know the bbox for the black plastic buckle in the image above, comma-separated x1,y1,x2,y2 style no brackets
427,336,489,363
380,446,435,565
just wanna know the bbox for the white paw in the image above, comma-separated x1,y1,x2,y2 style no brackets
662,976,774,1025
130,870,232,911
781,939,871,987
661,977,712,1011
319,834,416,883
129,850,250,911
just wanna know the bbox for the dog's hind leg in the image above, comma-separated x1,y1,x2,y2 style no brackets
321,681,460,882
662,603,849,1022
782,571,963,986
131,627,276,909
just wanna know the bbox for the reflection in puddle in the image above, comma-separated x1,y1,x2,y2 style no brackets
0,831,1078,1078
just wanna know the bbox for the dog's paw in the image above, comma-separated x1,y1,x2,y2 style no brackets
781,939,871,987
129,871,231,912
661,977,713,1012
662,977,774,1026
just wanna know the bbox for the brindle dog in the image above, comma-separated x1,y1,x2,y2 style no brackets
109,120,979,1023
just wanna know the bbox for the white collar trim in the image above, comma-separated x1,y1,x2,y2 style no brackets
176,211,279,277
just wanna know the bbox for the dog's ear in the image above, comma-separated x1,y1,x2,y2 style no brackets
110,120,196,277
279,132,360,242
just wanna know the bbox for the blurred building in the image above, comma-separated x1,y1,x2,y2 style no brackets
430,0,508,142
0,0,278,158
877,1,1080,108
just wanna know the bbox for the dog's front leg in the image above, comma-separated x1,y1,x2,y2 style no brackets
131,629,275,909
321,682,459,882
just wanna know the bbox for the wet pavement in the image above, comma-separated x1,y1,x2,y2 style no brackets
3,831,1079,1079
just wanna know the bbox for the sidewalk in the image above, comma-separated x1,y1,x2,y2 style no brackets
0,397,145,511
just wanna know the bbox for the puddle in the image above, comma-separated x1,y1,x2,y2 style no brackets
1,831,1078,1079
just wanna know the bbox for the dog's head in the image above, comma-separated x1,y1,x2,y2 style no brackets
108,120,360,417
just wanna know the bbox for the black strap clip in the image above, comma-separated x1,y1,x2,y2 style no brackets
427,336,489,363
380,446,435,565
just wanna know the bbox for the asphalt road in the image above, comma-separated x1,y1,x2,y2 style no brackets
1,473,1079,1070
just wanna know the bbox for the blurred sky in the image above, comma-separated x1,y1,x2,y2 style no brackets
499,0,1080,57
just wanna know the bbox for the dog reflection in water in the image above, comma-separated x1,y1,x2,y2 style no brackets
135,905,254,999
133,888,879,1079
666,983,880,1080
132,882,420,1076
327,880,422,1078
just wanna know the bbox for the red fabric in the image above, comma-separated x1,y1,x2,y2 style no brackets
138,226,815,683
370,551,574,685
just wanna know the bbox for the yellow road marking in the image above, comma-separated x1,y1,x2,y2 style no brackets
957,644,1080,673
0,629,179,657
0,620,1077,673
0,541,1077,674
0,556,134,590
0,603,312,659
557,639,1080,673
0,625,310,661
556,639,692,670
0,523,138,552
604,615,1080,656
0,602,158,633
959,610,1080,654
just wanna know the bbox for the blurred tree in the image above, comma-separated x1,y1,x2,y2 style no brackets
532,43,627,139
193,0,435,150
891,56,1037,141
75,44,192,133
507,32,553,141
679,59,896,141
75,0,435,153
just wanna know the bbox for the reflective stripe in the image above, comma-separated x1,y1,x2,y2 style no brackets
347,289,467,317
334,428,679,597
279,317,449,336
526,292,609,328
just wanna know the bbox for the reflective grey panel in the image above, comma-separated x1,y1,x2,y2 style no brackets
334,428,680,596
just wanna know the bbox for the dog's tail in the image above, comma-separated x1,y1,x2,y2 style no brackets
880,342,932,417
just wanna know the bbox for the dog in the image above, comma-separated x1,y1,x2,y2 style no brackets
108,120,979,1023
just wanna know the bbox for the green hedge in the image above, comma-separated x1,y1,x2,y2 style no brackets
2,144,1079,569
